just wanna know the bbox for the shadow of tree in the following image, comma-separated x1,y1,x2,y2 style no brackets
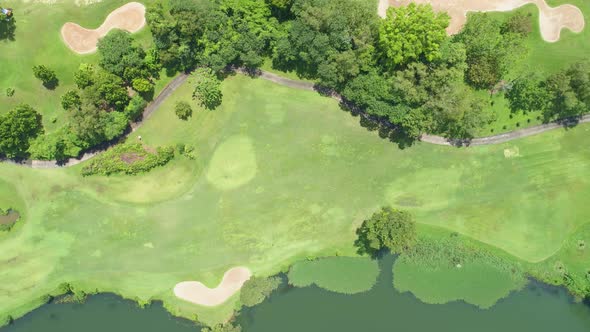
0,18,16,41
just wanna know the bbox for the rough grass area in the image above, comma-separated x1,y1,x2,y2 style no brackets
393,226,527,308
288,257,380,294
81,143,175,176
0,75,589,326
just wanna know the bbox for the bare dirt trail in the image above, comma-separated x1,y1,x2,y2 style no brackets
61,2,146,54
379,0,585,42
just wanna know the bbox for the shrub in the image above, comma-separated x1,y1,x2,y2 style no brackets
124,95,147,121
240,276,282,307
132,77,154,94
74,63,95,88
61,90,81,110
32,65,58,88
81,143,175,176
5,87,14,97
175,101,193,120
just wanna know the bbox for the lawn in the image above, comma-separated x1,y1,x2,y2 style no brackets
0,0,166,133
0,73,590,325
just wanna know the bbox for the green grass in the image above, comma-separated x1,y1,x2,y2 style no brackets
393,226,527,308
288,257,380,294
1,73,590,325
0,0,167,134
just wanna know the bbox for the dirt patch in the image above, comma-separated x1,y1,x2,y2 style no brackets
380,0,585,42
0,210,19,226
173,267,252,306
61,2,146,54
120,152,145,164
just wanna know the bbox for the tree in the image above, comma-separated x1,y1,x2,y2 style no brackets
506,74,549,114
174,101,193,120
32,65,58,88
355,207,416,256
544,61,590,119
501,12,533,36
273,0,378,88
61,90,81,110
97,29,146,79
0,104,44,158
131,77,154,94
124,95,147,121
378,4,449,69
240,276,282,307
456,13,528,89
81,70,130,112
192,68,222,109
74,63,95,89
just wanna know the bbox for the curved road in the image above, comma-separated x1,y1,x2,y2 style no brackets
4,69,588,168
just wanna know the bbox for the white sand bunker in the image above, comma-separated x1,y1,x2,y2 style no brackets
61,2,146,54
174,267,252,306
379,0,585,42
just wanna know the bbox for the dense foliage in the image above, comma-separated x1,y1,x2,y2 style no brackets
192,68,222,109
81,143,175,176
0,104,43,158
239,276,282,307
378,4,449,69
507,61,590,120
355,206,416,256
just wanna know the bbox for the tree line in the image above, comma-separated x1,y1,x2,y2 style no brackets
2,0,589,160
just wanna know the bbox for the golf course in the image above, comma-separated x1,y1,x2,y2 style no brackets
0,0,589,330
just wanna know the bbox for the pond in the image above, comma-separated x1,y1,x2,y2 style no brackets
2,256,589,332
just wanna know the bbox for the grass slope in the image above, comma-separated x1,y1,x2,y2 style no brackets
0,75,589,325
288,257,380,294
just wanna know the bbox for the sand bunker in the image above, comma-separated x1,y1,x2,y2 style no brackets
174,267,252,306
61,2,146,54
379,0,585,42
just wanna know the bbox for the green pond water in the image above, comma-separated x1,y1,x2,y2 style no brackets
3,256,590,332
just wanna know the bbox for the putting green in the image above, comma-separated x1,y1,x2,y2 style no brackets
0,75,589,326
206,135,257,191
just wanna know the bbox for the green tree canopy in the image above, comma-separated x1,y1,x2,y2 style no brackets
355,207,416,256
174,101,193,120
192,68,222,110
97,29,146,80
378,4,449,69
273,0,378,88
32,65,58,88
0,104,44,158
506,74,549,114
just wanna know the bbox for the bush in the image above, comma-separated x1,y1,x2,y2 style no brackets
132,77,154,94
5,87,14,97
240,276,282,307
81,143,175,176
74,63,95,89
32,65,58,88
175,101,193,120
124,95,147,121
61,90,81,110
27,127,83,161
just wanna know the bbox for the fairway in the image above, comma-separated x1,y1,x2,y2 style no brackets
0,74,589,325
